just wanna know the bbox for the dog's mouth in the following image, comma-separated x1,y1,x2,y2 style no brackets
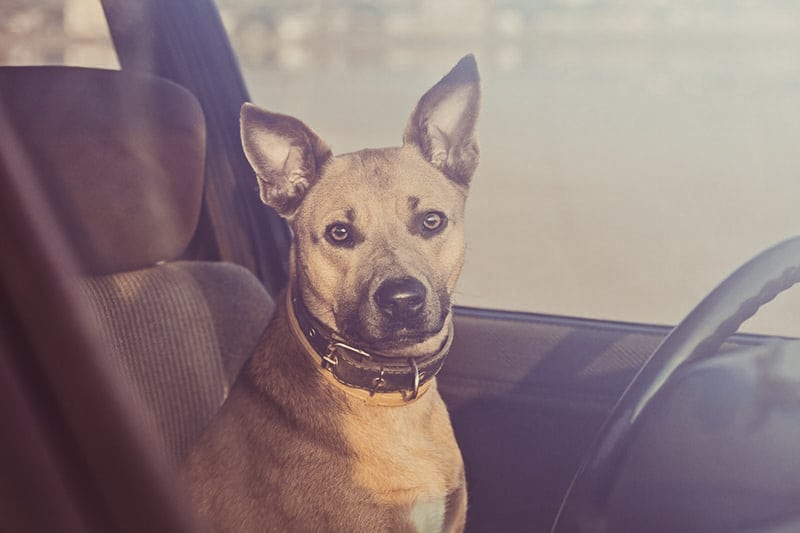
360,327,441,351
340,329,449,360
336,308,450,357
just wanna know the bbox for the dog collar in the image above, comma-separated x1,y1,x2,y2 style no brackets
286,286,452,405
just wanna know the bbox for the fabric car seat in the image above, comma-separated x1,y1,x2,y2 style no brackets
0,66,273,464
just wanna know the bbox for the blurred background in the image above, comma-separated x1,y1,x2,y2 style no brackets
3,0,800,335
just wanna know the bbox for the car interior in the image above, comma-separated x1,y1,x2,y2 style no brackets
2,1,799,532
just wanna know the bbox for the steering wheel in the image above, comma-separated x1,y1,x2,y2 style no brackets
550,236,800,533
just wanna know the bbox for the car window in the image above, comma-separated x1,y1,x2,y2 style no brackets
218,0,800,337
4,2,796,337
1,0,118,68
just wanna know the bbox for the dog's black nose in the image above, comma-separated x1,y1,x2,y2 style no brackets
374,277,426,322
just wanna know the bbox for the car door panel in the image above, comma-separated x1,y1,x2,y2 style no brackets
440,307,770,531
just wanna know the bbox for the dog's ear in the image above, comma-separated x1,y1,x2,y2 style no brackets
403,54,480,187
240,103,332,217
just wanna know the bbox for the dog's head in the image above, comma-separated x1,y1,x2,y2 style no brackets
241,55,480,357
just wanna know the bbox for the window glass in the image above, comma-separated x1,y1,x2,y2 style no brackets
233,1,800,336
1,0,118,68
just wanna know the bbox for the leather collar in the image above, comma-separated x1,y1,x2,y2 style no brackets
286,286,452,405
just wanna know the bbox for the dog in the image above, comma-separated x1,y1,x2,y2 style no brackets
184,54,480,533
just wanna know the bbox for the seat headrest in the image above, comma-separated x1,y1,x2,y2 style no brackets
0,66,206,275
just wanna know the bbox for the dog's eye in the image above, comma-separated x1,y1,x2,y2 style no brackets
421,211,446,233
325,223,353,245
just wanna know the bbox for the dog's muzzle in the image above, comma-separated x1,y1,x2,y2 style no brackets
288,286,452,404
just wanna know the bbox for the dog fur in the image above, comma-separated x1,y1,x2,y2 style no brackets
184,54,480,532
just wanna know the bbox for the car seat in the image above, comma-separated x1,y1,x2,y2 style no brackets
0,66,274,464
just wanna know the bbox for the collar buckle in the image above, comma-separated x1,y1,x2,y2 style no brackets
330,340,372,359
321,344,339,368
322,340,373,369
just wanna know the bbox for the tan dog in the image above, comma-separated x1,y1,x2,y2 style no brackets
185,55,480,532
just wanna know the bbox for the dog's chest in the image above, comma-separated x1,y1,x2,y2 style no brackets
340,387,463,530
409,497,447,532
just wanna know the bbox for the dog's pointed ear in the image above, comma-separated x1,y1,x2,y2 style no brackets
403,54,480,187
241,103,332,217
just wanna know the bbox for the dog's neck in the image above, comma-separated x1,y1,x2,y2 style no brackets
285,286,452,406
